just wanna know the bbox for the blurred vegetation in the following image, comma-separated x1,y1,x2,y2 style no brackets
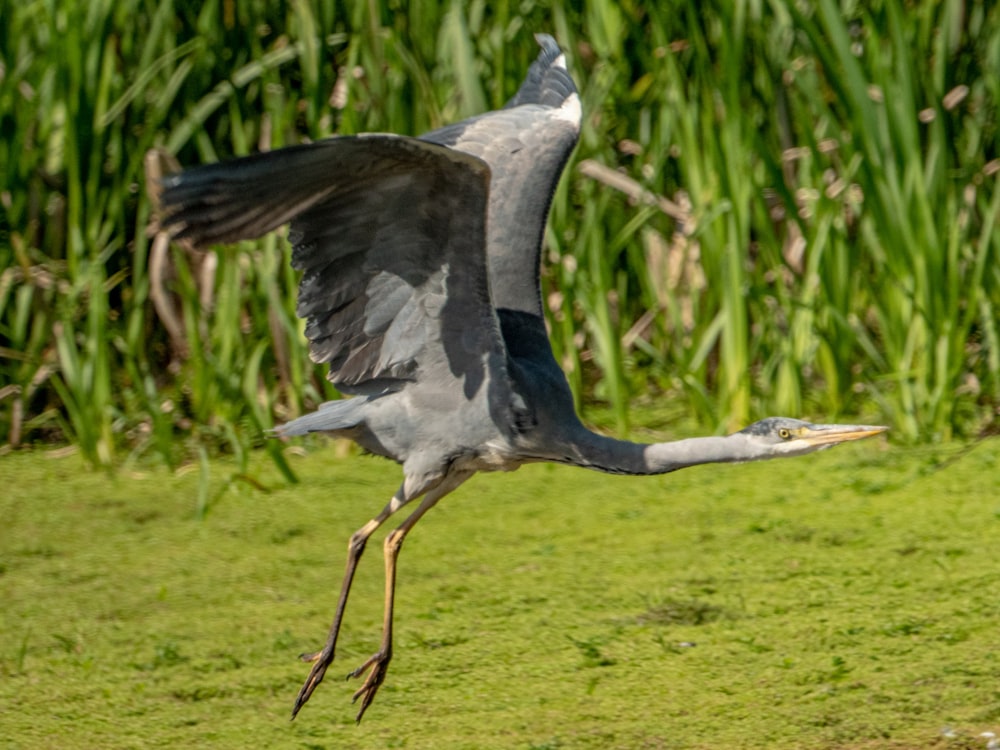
2,0,999,469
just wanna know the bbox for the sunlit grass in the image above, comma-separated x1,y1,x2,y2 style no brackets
2,437,999,747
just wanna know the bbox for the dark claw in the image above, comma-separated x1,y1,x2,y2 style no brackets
291,647,333,719
347,650,391,723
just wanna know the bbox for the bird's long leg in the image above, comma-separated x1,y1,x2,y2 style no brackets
348,469,473,723
291,482,413,719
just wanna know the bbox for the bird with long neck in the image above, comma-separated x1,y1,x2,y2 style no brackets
559,417,886,475
154,34,887,722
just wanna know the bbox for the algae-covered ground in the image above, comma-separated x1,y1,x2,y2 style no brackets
2,435,999,749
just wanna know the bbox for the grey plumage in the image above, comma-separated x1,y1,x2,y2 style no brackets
155,34,887,722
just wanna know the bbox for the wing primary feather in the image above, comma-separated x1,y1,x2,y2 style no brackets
505,34,576,110
153,39,580,430
158,135,509,396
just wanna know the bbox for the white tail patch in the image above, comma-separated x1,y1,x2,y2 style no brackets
554,53,567,70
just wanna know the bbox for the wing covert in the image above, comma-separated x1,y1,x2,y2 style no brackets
421,34,581,317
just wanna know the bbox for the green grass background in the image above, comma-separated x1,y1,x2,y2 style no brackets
3,436,999,748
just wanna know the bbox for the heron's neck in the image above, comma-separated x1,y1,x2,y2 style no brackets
569,430,756,476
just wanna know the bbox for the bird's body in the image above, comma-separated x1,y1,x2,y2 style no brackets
156,34,887,722
275,38,584,482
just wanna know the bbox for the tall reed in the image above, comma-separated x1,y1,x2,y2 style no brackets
1,0,997,468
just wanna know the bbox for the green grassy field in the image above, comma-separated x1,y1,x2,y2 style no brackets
2,434,998,749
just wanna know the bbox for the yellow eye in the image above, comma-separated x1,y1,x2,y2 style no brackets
778,428,792,439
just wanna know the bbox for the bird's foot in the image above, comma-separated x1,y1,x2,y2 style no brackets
291,646,333,719
347,649,391,723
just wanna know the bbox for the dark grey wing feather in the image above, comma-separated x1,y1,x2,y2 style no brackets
505,33,577,109
157,142,341,246
159,135,508,398
420,33,581,317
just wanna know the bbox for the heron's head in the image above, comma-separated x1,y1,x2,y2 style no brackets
737,417,888,458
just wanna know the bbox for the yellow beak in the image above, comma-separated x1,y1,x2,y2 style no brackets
796,424,889,447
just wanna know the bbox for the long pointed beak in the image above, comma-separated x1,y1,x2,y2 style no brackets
798,423,889,447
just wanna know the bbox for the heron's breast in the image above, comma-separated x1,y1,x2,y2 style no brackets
452,440,524,474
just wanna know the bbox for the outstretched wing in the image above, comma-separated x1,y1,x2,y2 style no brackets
158,135,507,399
421,33,581,317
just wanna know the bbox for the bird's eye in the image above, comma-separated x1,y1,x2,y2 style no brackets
778,428,792,440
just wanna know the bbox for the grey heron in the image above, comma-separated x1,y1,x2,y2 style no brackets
156,34,888,722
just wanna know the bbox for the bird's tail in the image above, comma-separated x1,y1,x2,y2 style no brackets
505,33,577,110
272,397,368,438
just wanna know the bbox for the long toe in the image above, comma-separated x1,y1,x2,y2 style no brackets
348,651,391,723
291,651,332,719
